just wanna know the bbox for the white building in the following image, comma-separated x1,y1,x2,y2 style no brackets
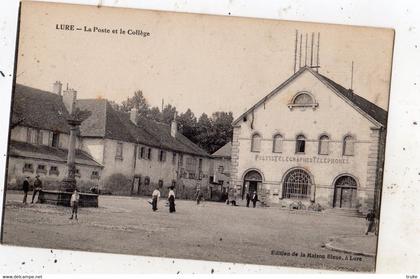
230,66,387,213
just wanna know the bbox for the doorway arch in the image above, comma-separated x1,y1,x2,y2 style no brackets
242,169,263,199
333,175,358,208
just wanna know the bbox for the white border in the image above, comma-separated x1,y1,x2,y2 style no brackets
1,0,420,275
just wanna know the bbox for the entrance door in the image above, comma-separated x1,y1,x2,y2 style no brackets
132,176,141,195
248,181,258,195
340,188,354,208
242,170,263,199
333,176,357,208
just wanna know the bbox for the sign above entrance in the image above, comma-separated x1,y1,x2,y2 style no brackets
255,154,350,165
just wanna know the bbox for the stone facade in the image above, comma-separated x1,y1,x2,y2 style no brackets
230,67,387,214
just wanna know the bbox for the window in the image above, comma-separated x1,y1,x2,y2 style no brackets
218,165,224,173
273,134,283,153
318,135,329,155
144,176,150,186
288,91,318,109
91,170,100,179
282,169,312,199
49,166,59,176
36,164,47,174
23,163,34,173
75,168,81,178
251,133,261,152
294,93,313,104
295,135,306,154
116,142,123,160
147,148,152,160
51,132,60,147
171,180,176,187
186,157,197,178
343,135,355,156
198,158,203,173
179,154,184,166
172,152,177,165
138,146,145,159
158,179,163,188
159,150,167,162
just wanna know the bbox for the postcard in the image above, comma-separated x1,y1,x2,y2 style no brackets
1,1,394,273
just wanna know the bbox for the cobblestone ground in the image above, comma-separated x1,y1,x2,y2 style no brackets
1,192,377,272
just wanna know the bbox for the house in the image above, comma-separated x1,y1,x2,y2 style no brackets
77,98,212,197
7,84,103,191
230,66,387,214
7,82,213,199
208,142,231,201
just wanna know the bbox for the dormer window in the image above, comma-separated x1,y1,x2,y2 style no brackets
288,91,318,110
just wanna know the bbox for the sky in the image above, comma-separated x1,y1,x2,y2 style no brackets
16,1,394,119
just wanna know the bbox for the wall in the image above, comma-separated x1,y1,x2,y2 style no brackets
231,70,382,212
6,156,102,192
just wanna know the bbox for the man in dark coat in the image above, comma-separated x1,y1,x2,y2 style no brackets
245,191,251,207
251,191,259,208
31,175,43,203
365,209,375,235
168,186,176,213
22,176,30,204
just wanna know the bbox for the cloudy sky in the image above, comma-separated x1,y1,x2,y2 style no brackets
16,1,394,118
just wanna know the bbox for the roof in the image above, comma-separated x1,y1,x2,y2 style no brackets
77,99,209,157
212,142,232,158
11,84,71,133
8,140,103,167
233,67,388,127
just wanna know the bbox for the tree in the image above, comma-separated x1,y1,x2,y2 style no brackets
177,109,198,142
161,104,178,124
120,90,150,117
147,106,162,122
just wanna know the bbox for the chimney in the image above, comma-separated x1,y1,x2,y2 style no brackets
171,112,177,138
62,88,77,114
130,108,138,124
53,81,62,95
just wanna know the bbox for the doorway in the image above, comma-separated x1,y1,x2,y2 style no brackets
333,175,357,208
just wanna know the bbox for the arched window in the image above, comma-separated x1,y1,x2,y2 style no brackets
318,135,329,155
288,91,318,109
272,134,283,153
343,135,355,156
282,168,312,199
295,135,306,154
251,133,261,152
294,93,313,105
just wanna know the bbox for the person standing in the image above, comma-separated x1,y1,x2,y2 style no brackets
31,175,42,203
151,186,161,211
196,188,203,205
168,186,176,213
365,209,375,235
245,191,251,208
22,176,30,204
69,189,80,220
252,191,259,208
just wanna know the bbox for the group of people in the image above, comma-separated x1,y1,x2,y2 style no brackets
21,175,43,204
150,185,176,213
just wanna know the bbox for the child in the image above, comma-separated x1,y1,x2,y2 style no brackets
70,188,80,220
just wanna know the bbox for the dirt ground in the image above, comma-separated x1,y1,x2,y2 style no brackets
1,191,377,272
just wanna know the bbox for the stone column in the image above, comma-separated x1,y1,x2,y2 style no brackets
61,118,82,192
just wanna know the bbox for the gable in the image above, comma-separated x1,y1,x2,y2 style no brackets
233,67,387,128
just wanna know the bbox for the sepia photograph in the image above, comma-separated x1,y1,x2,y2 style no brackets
1,1,395,273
